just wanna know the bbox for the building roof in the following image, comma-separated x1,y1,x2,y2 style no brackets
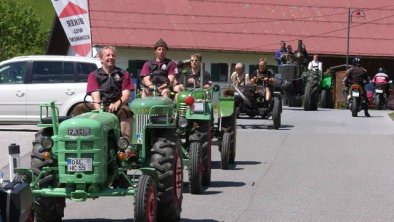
89,0,394,57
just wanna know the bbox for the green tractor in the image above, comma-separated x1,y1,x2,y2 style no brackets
15,93,183,222
174,62,237,194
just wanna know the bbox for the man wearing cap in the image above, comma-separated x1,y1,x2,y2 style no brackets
140,38,177,97
274,40,287,65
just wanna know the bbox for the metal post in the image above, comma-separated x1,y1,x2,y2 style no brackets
8,143,20,181
346,8,351,70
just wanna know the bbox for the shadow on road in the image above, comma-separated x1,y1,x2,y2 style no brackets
64,219,132,222
237,124,294,130
65,218,220,222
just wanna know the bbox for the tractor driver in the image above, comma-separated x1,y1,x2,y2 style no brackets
70,46,134,141
175,53,212,91
139,38,177,97
249,57,274,103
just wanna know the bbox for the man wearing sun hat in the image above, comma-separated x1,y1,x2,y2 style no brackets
139,38,177,97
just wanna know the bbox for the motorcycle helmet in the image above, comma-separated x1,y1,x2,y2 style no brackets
377,67,386,73
352,57,361,66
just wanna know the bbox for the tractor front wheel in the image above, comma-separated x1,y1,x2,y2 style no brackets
134,175,157,222
189,142,203,194
31,128,65,222
221,132,231,169
150,135,183,221
272,96,281,130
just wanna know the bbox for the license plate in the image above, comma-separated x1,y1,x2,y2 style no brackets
375,89,383,93
352,91,359,97
193,102,204,113
67,158,92,172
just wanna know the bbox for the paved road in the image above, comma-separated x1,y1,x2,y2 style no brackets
1,108,394,222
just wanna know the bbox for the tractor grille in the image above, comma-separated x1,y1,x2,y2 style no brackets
178,103,187,117
135,114,149,135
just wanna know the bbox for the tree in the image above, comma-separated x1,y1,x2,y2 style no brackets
0,0,48,61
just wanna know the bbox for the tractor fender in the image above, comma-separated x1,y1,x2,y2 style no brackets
218,99,235,117
140,167,159,187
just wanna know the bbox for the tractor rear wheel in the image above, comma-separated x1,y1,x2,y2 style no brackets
31,128,65,222
150,135,183,221
134,175,157,222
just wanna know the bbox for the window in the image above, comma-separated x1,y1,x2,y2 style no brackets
211,63,229,82
0,62,27,84
32,61,63,83
77,62,98,82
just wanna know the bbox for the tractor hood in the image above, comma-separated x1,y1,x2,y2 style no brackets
58,111,120,138
130,96,174,115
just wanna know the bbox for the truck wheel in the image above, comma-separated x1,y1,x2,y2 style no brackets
189,142,203,194
221,132,231,169
134,175,157,222
272,97,281,130
150,135,183,221
31,128,65,222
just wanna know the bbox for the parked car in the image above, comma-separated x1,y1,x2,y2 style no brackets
0,55,102,123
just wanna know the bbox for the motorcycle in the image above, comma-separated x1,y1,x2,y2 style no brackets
347,83,367,117
373,83,388,110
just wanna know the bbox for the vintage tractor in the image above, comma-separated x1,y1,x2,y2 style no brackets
280,40,306,107
174,62,237,195
234,76,282,129
14,92,183,222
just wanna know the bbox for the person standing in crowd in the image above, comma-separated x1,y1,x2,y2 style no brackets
71,46,134,141
230,62,248,86
139,38,177,97
308,54,323,71
274,40,287,65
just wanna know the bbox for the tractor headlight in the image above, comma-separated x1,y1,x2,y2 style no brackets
41,136,53,149
178,116,188,128
117,137,129,149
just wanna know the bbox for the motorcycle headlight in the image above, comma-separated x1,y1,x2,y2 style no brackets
41,136,53,149
117,137,129,149
178,116,188,128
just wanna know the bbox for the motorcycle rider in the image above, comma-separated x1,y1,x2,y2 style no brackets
249,57,274,104
343,57,371,117
372,67,390,98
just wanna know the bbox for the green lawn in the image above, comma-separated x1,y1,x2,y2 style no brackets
19,0,55,32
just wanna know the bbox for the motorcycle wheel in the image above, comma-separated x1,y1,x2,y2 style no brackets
351,97,359,117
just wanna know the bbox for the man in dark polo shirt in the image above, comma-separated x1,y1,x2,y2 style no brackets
139,38,177,97
71,46,134,140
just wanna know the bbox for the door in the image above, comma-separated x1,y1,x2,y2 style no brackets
0,62,28,122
